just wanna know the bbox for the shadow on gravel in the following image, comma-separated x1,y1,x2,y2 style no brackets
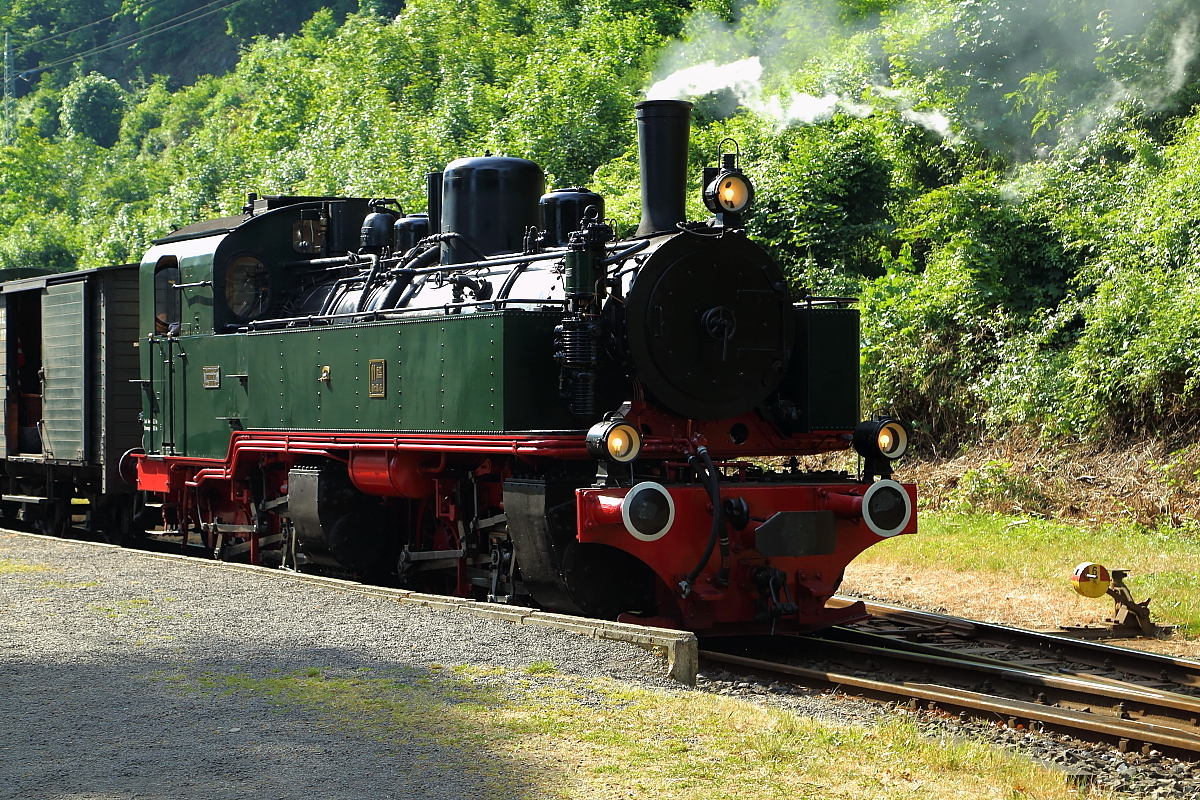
0,648,544,800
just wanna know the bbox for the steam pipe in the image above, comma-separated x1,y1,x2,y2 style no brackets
635,100,693,236
317,276,364,316
680,446,728,596
354,254,381,312
600,239,649,267
379,246,438,309
409,248,565,275
419,231,488,261
497,261,528,299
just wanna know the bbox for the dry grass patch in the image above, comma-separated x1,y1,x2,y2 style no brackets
155,666,1099,800
902,435,1200,529
846,511,1200,657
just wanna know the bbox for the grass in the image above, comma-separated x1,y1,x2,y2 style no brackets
0,557,47,574
853,511,1200,636
86,598,153,618
147,665,1098,800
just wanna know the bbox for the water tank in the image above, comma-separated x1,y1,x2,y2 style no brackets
539,188,604,247
440,156,544,265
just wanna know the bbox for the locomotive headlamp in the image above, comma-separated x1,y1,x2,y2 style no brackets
586,419,642,463
621,481,675,541
703,145,754,218
861,479,913,537
853,418,910,461
704,171,754,214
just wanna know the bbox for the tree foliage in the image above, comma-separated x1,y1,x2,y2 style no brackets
3,0,1200,444
59,72,125,146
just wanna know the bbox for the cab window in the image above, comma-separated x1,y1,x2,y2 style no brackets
154,257,180,334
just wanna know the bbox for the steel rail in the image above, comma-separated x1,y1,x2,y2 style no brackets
699,649,1200,758
802,634,1200,734
832,596,1200,688
823,625,1198,699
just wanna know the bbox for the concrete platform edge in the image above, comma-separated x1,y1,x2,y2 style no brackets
5,531,699,685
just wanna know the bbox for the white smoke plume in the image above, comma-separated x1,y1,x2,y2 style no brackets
647,56,955,137
646,56,850,127
1166,15,1198,97
646,57,763,104
641,0,1200,158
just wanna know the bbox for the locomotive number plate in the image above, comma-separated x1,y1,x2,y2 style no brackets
368,359,386,397
202,366,220,389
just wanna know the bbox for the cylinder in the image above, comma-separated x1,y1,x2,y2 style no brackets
539,188,604,247
635,100,693,237
393,214,430,253
440,156,544,265
347,451,434,498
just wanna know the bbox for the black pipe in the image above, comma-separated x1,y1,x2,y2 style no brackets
317,276,363,316
427,172,443,235
410,247,565,275
354,254,381,312
680,446,727,596
379,246,438,309
600,239,649,267
395,275,428,309
283,255,352,268
420,231,489,261
635,100,693,237
497,261,528,299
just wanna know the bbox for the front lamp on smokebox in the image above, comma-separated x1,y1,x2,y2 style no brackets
852,418,910,479
586,418,642,464
703,142,754,228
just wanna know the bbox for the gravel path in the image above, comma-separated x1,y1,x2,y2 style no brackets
8,530,1198,799
0,532,672,800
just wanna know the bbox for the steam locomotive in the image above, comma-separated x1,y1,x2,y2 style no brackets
0,99,914,634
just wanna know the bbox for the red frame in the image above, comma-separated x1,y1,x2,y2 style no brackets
132,401,916,636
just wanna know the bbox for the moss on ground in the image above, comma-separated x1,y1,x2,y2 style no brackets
150,665,1097,800
0,557,48,574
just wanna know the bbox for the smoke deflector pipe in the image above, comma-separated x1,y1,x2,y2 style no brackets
635,99,693,236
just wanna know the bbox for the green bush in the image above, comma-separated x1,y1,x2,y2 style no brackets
949,461,1049,514
59,73,126,148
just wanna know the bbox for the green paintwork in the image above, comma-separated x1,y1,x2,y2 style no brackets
41,282,86,461
802,306,860,431
145,309,575,459
137,203,583,460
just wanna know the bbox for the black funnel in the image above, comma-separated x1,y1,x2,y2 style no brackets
635,100,693,236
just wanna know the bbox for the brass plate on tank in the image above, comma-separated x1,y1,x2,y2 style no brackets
201,366,220,389
368,359,386,397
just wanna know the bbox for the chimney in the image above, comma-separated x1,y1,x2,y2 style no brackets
635,100,693,236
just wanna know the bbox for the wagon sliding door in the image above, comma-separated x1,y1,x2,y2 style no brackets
41,283,86,462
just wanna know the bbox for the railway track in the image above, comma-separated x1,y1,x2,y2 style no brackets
701,598,1200,760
